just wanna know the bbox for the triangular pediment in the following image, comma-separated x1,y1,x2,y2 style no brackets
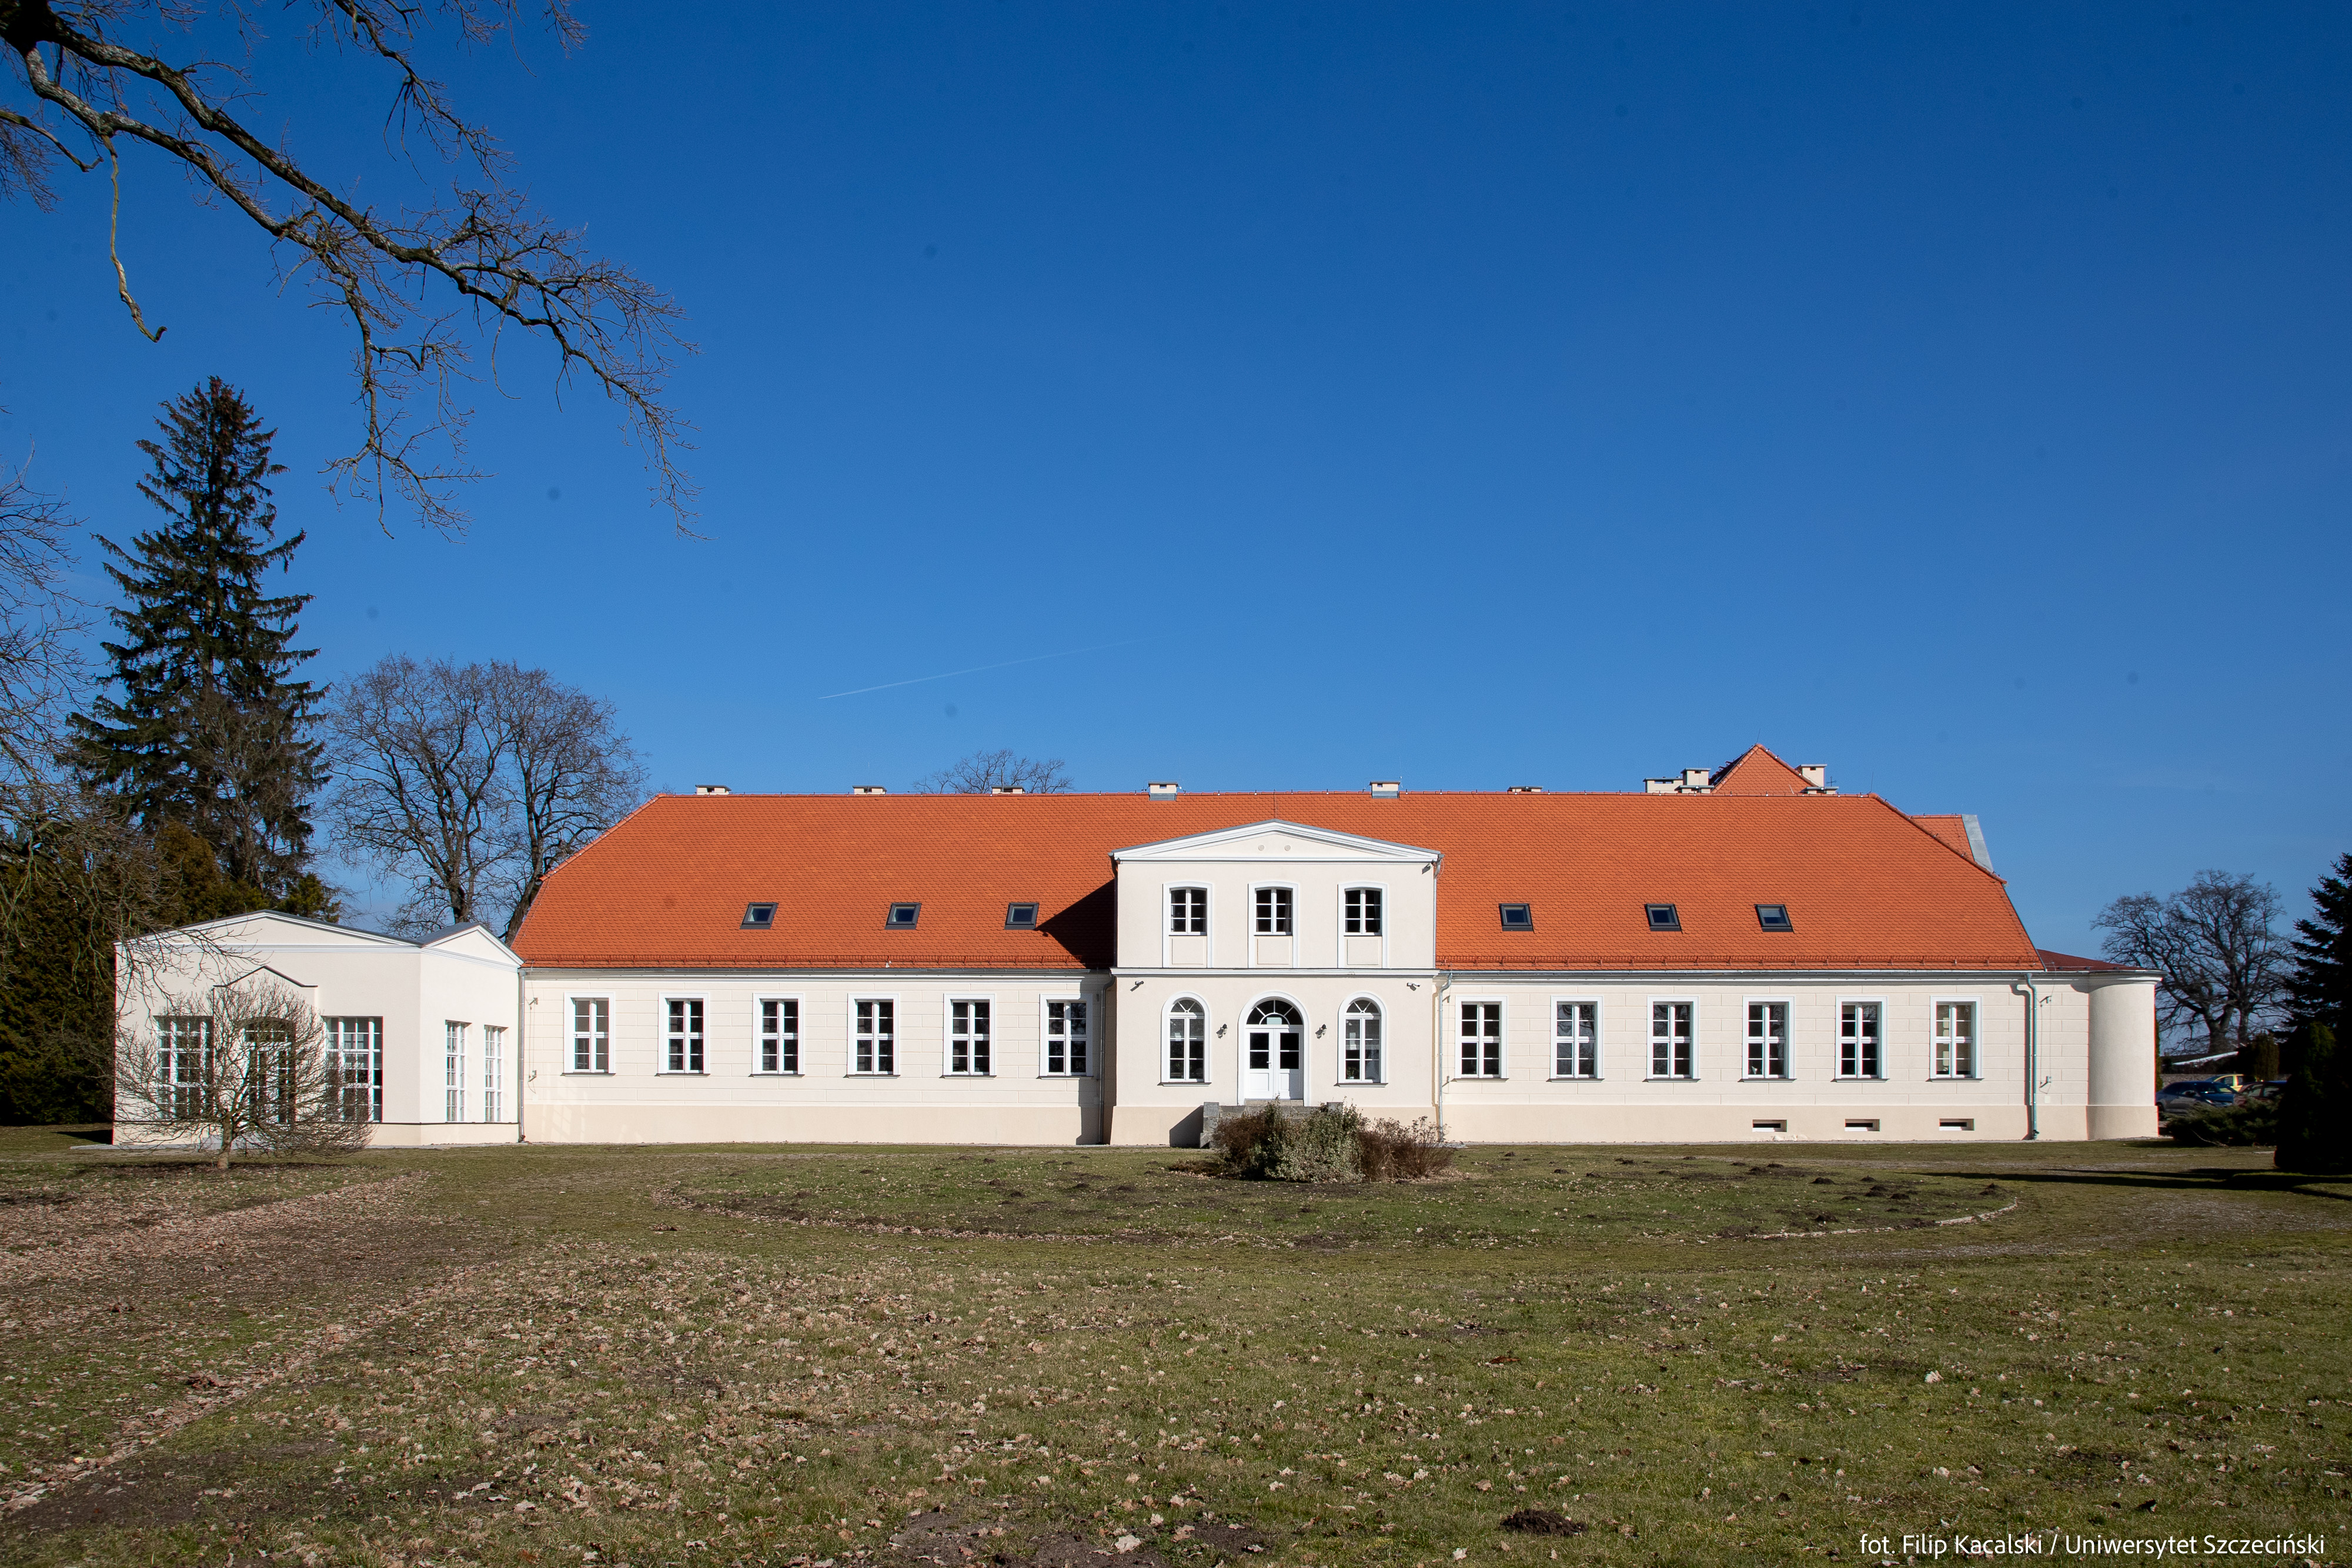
1110,819,1441,865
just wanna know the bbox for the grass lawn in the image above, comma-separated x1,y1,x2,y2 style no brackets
0,1129,2346,1568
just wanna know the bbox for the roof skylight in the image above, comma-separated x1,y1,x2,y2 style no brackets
740,902,776,930
1004,902,1039,930
1498,903,1534,931
1755,903,1793,932
886,902,920,929
1645,902,1682,932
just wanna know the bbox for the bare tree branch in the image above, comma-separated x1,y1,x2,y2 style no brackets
2,0,697,533
911,748,1074,795
113,973,368,1168
2096,871,2288,1055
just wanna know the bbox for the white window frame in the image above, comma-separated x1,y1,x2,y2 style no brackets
1836,998,1887,1081
1550,997,1601,1080
1646,998,1696,1081
1931,997,1981,1079
1455,997,1506,1079
565,994,612,1075
1251,881,1296,937
754,994,803,1076
851,995,899,1076
946,996,995,1076
659,994,708,1075
1167,884,1209,935
157,1015,212,1121
482,1024,506,1122
444,1021,469,1122
1040,995,1092,1078
1339,995,1385,1085
1742,997,1793,1081
324,1016,383,1122
1163,995,1208,1086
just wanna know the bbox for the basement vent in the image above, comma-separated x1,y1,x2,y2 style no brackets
1752,1119,1788,1133
1940,1118,1975,1132
1845,1119,1880,1133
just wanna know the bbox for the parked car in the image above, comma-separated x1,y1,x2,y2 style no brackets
2204,1072,2253,1094
2246,1078,2290,1104
2156,1080,2237,1110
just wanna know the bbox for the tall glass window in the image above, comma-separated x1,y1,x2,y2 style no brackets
1649,1002,1694,1079
1045,999,1088,1075
570,998,610,1072
1458,1002,1503,1077
1553,1001,1598,1079
445,1022,467,1122
1934,1002,1976,1078
760,999,799,1074
482,1025,506,1121
1839,1003,1882,1078
1745,1002,1790,1079
157,1016,211,1120
1342,999,1382,1082
664,999,704,1074
949,999,991,1075
855,999,895,1074
1166,999,1205,1082
325,1017,382,1122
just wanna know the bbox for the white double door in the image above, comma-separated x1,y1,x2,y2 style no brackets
1244,1002,1304,1101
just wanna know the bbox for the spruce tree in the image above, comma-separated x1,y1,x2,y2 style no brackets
2284,852,2352,1039
71,379,326,902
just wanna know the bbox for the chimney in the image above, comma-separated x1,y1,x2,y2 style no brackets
694,784,730,796
990,785,1026,795
851,784,887,796
1368,780,1401,798
1682,767,1713,791
1507,785,1544,794
1147,781,1180,799
1797,764,1833,794
1643,777,1679,794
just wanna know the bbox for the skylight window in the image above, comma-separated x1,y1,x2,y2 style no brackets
886,902,920,930
1645,903,1682,932
1004,902,1039,930
741,902,776,930
1755,903,1793,932
1498,903,1534,931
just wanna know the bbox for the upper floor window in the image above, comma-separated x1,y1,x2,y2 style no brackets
1839,1002,1882,1079
948,999,991,1075
1044,999,1089,1075
1168,886,1207,935
1649,1002,1694,1079
664,999,705,1074
1254,886,1293,936
1167,999,1206,1083
570,997,610,1074
759,998,800,1074
1342,999,1382,1082
1645,903,1682,932
1344,888,1384,936
1458,1002,1503,1078
1745,1002,1790,1079
886,902,920,930
1553,1001,1598,1079
854,999,896,1074
1934,1002,1977,1078
1498,903,1534,931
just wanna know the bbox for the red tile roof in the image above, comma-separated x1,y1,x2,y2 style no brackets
514,787,2047,975
1908,814,1975,859
2034,948,2138,973
1709,744,1813,795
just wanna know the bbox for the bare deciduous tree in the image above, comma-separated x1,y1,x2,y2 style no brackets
2096,871,2288,1055
322,654,646,937
911,748,1073,795
2,1,694,533
113,974,367,1169
0,443,84,793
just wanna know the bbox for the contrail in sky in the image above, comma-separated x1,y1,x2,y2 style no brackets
817,637,1147,700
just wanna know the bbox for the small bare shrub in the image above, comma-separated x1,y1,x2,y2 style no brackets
1214,1106,1449,1182
1358,1116,1454,1180
115,977,370,1170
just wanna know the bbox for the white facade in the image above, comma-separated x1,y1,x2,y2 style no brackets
113,912,523,1149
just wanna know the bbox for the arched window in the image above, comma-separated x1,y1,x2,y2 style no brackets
1244,999,1304,1101
1342,999,1382,1083
1167,998,1206,1084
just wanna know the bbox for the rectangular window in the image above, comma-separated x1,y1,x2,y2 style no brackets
855,999,896,1074
1342,1002,1382,1082
1553,1001,1598,1079
1839,1002,1882,1079
445,1022,467,1122
759,999,800,1074
1458,1002,1503,1078
1167,1002,1205,1083
1846,1119,1880,1132
1745,1002,1790,1079
1169,887,1207,935
324,1017,382,1123
1645,903,1681,932
949,999,991,1075
1755,903,1793,932
1934,1002,1977,1078
1498,903,1534,930
245,1021,296,1126
1940,1118,1975,1131
157,1016,211,1121
482,1025,506,1122
741,902,777,929
1753,1119,1788,1132
1254,886,1293,936
1649,1002,1694,1079
570,998,610,1074
1344,888,1383,936
664,998,705,1074
1004,902,1039,930
886,902,920,929
1044,999,1088,1076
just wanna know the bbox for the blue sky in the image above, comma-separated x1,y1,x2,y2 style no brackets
7,2,2348,949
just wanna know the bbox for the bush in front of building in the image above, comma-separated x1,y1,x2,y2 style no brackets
2163,1100,2276,1148
1212,1105,1454,1182
2275,1022,2350,1174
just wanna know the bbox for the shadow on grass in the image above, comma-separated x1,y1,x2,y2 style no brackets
1943,1164,2352,1203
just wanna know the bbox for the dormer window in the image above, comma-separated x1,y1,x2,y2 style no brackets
1004,902,1039,930
740,902,776,930
1645,903,1681,932
886,902,920,930
1755,903,1793,932
1498,903,1534,931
